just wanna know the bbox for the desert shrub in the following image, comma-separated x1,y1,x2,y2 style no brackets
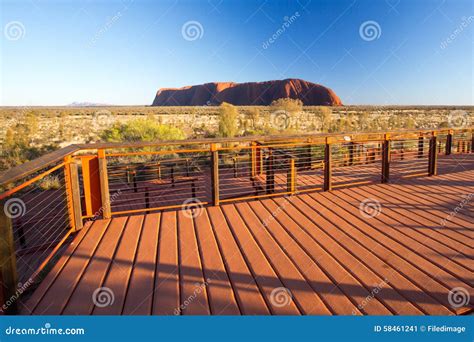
218,102,239,137
37,175,61,190
100,118,185,142
0,114,57,171
314,106,333,133
270,98,303,114
247,107,260,129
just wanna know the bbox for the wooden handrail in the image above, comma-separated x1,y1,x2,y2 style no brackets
0,145,81,187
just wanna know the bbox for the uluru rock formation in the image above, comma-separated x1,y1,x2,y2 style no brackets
152,79,342,106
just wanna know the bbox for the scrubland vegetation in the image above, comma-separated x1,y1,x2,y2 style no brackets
0,101,472,171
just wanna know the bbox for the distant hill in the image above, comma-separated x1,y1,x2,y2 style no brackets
152,78,342,106
67,102,110,107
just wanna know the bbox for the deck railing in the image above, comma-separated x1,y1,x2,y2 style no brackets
0,127,473,313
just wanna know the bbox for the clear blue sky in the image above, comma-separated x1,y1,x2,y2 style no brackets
1,0,472,106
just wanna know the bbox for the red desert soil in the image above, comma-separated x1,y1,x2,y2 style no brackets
152,78,342,106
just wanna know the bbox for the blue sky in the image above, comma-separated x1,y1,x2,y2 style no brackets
1,0,472,106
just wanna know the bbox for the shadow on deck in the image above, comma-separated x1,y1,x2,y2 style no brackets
20,154,474,315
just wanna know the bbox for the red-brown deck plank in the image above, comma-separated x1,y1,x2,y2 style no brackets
123,213,161,315
93,215,143,315
301,193,463,313
152,211,180,315
177,210,210,315
221,205,301,315
338,187,473,277
19,220,94,314
247,200,360,315
22,154,474,315
207,206,270,315
358,186,472,254
63,217,127,314
269,197,420,315
235,201,332,315
193,210,241,315
32,219,111,315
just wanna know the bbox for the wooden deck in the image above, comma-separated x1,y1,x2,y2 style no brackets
21,154,473,315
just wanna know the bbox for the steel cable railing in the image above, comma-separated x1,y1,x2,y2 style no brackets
0,127,473,313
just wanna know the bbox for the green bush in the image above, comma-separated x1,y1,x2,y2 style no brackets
270,98,303,114
101,118,185,142
218,102,239,137
0,114,57,171
247,107,260,129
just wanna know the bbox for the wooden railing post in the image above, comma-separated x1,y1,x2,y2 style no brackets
64,156,83,231
97,149,111,219
287,158,296,194
381,134,390,183
211,144,220,206
265,148,275,194
251,142,257,177
233,157,238,178
304,139,312,170
446,130,453,155
348,141,354,166
417,135,424,158
0,199,18,314
428,132,438,176
323,138,332,191
471,130,474,153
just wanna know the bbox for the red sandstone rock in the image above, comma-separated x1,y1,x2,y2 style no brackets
152,78,342,106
